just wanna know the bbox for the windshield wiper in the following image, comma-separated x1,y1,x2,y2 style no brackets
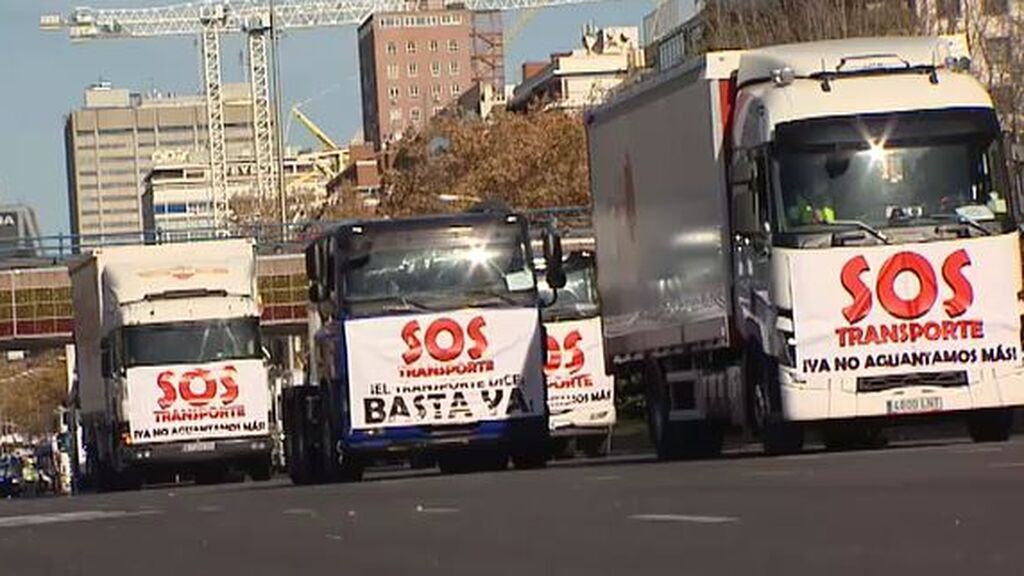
463,287,523,307
349,294,436,312
819,219,890,244
927,213,992,237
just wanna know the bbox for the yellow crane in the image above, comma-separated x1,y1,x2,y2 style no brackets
291,106,338,151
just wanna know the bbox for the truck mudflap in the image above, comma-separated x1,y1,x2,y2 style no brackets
121,436,272,465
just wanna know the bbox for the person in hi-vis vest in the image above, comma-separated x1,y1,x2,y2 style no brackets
788,179,836,226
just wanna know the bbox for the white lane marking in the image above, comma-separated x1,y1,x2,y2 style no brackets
629,514,738,524
283,508,318,517
0,510,160,529
991,461,1024,468
951,446,1003,454
326,534,344,541
745,470,795,477
416,505,460,514
197,505,225,513
777,454,823,461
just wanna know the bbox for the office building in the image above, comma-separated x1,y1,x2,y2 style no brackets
64,82,256,242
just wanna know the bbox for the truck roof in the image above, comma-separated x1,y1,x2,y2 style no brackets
318,210,525,240
736,36,968,86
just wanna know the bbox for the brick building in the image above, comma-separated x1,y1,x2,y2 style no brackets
357,1,503,149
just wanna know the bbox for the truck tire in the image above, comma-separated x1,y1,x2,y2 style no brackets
644,359,686,460
284,388,319,485
645,359,721,459
320,413,364,483
510,449,547,470
967,408,1013,443
249,457,273,482
746,344,803,456
577,433,612,458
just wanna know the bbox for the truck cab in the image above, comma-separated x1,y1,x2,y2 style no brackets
538,250,616,457
285,210,560,483
729,37,1023,449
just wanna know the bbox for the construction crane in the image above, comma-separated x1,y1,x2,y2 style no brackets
291,106,339,151
40,0,602,230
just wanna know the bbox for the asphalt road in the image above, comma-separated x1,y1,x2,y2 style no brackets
2,438,1024,576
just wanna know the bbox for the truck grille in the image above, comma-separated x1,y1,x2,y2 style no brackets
856,371,968,393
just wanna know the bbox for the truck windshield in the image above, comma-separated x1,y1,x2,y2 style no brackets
343,222,535,317
773,108,1013,238
123,318,260,367
539,262,599,321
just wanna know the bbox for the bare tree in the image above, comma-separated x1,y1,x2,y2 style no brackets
698,0,919,52
381,108,590,217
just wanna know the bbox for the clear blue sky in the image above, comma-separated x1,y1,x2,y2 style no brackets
0,1,663,237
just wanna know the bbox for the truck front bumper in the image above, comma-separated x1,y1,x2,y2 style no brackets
779,364,1024,421
121,437,272,466
345,417,548,455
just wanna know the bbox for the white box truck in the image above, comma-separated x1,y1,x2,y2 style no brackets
70,239,273,489
587,36,1024,457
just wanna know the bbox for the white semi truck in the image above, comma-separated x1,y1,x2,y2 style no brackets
70,239,274,489
587,36,1024,457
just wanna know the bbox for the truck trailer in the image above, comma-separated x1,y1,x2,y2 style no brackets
587,36,1024,457
70,239,274,489
283,209,564,483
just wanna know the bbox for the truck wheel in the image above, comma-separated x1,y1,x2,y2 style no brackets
577,432,612,458
321,414,364,483
249,458,273,482
967,408,1013,443
549,437,573,460
748,345,803,456
286,425,317,485
510,449,547,470
644,360,686,460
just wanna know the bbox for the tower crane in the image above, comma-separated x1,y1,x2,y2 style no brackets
40,0,603,229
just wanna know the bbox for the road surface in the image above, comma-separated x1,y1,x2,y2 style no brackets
1,438,1023,575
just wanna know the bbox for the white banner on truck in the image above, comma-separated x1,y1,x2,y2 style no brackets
126,360,270,444
544,317,615,425
790,233,1022,378
346,308,544,430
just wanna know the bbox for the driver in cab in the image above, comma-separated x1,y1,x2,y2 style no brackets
788,181,836,225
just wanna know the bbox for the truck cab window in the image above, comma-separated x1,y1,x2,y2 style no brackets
773,108,1014,239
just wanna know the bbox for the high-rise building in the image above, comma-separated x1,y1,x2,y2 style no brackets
64,82,256,242
358,1,503,149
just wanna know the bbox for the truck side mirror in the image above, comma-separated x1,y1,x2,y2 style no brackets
733,188,761,236
730,153,755,186
542,229,566,289
308,282,326,303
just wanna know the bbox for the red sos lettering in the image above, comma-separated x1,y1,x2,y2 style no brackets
840,249,973,323
157,366,240,409
545,330,585,375
402,317,488,364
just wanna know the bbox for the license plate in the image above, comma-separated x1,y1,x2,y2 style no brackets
886,396,943,415
182,442,216,453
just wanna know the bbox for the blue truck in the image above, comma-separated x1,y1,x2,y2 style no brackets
283,209,565,483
